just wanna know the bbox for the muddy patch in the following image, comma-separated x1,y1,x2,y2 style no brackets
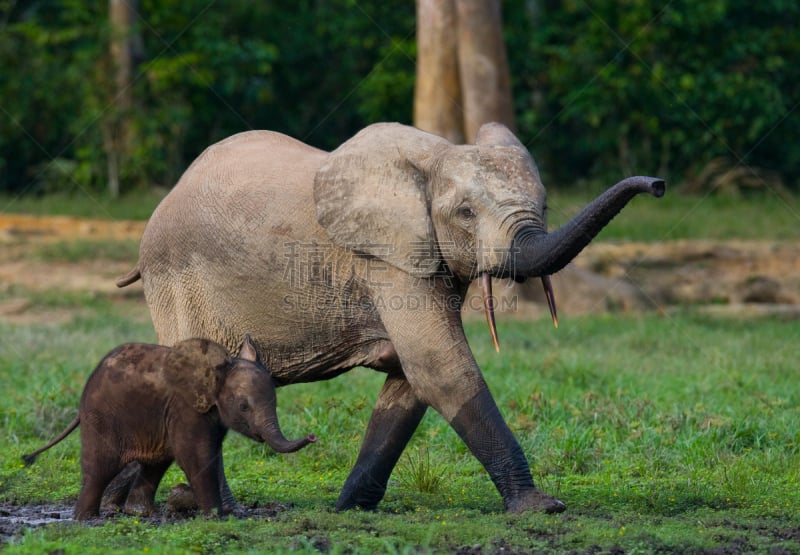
0,503,74,543
0,501,293,545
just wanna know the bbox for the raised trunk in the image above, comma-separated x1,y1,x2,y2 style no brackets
260,420,317,453
510,176,665,278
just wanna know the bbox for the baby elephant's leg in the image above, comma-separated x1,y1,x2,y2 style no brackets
124,461,172,516
175,447,225,516
75,454,123,520
101,461,141,512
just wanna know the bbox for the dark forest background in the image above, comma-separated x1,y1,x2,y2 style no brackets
1,0,798,197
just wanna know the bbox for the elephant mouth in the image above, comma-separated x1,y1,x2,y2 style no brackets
479,273,558,353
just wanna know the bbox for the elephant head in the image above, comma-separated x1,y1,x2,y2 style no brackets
314,122,664,346
164,336,316,453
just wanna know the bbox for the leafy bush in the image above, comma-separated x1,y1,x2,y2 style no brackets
1,0,797,196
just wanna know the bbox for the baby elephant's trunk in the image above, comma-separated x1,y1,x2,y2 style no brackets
262,425,317,453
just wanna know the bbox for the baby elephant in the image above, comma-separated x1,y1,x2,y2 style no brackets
23,335,316,520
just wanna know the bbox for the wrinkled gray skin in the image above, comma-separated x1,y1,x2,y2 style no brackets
117,122,665,514
22,336,316,520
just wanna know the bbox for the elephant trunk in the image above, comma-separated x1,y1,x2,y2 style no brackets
510,176,665,279
259,419,317,453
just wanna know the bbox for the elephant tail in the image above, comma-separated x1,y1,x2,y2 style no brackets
21,415,80,466
115,266,141,287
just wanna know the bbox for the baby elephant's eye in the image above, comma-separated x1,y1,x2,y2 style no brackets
238,400,250,412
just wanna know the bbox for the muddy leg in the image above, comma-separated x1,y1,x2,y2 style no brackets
101,461,142,512
124,461,171,516
75,457,122,520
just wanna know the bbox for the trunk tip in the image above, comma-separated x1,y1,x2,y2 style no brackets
651,178,666,198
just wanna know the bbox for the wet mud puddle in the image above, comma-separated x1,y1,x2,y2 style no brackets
0,504,73,542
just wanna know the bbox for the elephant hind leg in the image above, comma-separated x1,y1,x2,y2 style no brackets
336,373,427,511
144,279,195,346
147,277,222,348
124,461,172,516
75,460,124,520
101,461,142,512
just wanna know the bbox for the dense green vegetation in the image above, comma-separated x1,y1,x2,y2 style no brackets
1,289,798,553
2,1,798,196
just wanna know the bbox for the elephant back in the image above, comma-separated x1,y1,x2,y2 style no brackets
139,130,329,269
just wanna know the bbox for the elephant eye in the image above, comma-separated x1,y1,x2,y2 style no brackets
239,400,250,412
456,205,476,220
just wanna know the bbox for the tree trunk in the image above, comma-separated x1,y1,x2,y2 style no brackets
414,0,464,144
413,0,515,145
107,0,140,197
455,0,515,143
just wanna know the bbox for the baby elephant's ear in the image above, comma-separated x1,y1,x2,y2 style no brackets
238,334,259,363
164,338,232,413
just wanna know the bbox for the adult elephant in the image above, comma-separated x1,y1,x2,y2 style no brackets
117,122,665,514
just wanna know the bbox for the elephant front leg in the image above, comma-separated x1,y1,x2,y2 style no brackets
216,449,240,515
449,387,565,513
336,373,427,511
178,455,225,516
374,290,565,514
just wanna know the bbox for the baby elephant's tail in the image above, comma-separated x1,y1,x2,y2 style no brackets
115,266,141,288
22,415,80,466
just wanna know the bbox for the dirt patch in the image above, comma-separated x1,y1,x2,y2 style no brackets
0,501,292,545
0,214,145,243
0,214,145,325
470,239,800,321
3,214,800,325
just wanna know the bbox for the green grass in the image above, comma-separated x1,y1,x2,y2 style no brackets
548,186,800,241
1,295,798,553
0,189,165,221
1,187,798,552
28,239,142,264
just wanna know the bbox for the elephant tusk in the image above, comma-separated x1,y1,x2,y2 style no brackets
541,275,558,328
481,273,500,352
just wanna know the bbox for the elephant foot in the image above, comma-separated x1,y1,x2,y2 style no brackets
220,491,244,517
334,469,385,512
334,491,380,512
123,483,159,517
122,496,157,517
165,483,199,515
505,489,566,514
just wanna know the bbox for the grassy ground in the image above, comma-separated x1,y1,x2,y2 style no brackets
1,290,798,553
1,187,798,553
0,189,166,221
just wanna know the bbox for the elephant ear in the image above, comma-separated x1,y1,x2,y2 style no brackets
314,123,450,277
475,122,524,148
238,334,260,363
163,338,233,413
475,122,542,182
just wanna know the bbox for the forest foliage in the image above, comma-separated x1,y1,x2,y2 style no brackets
1,0,798,195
